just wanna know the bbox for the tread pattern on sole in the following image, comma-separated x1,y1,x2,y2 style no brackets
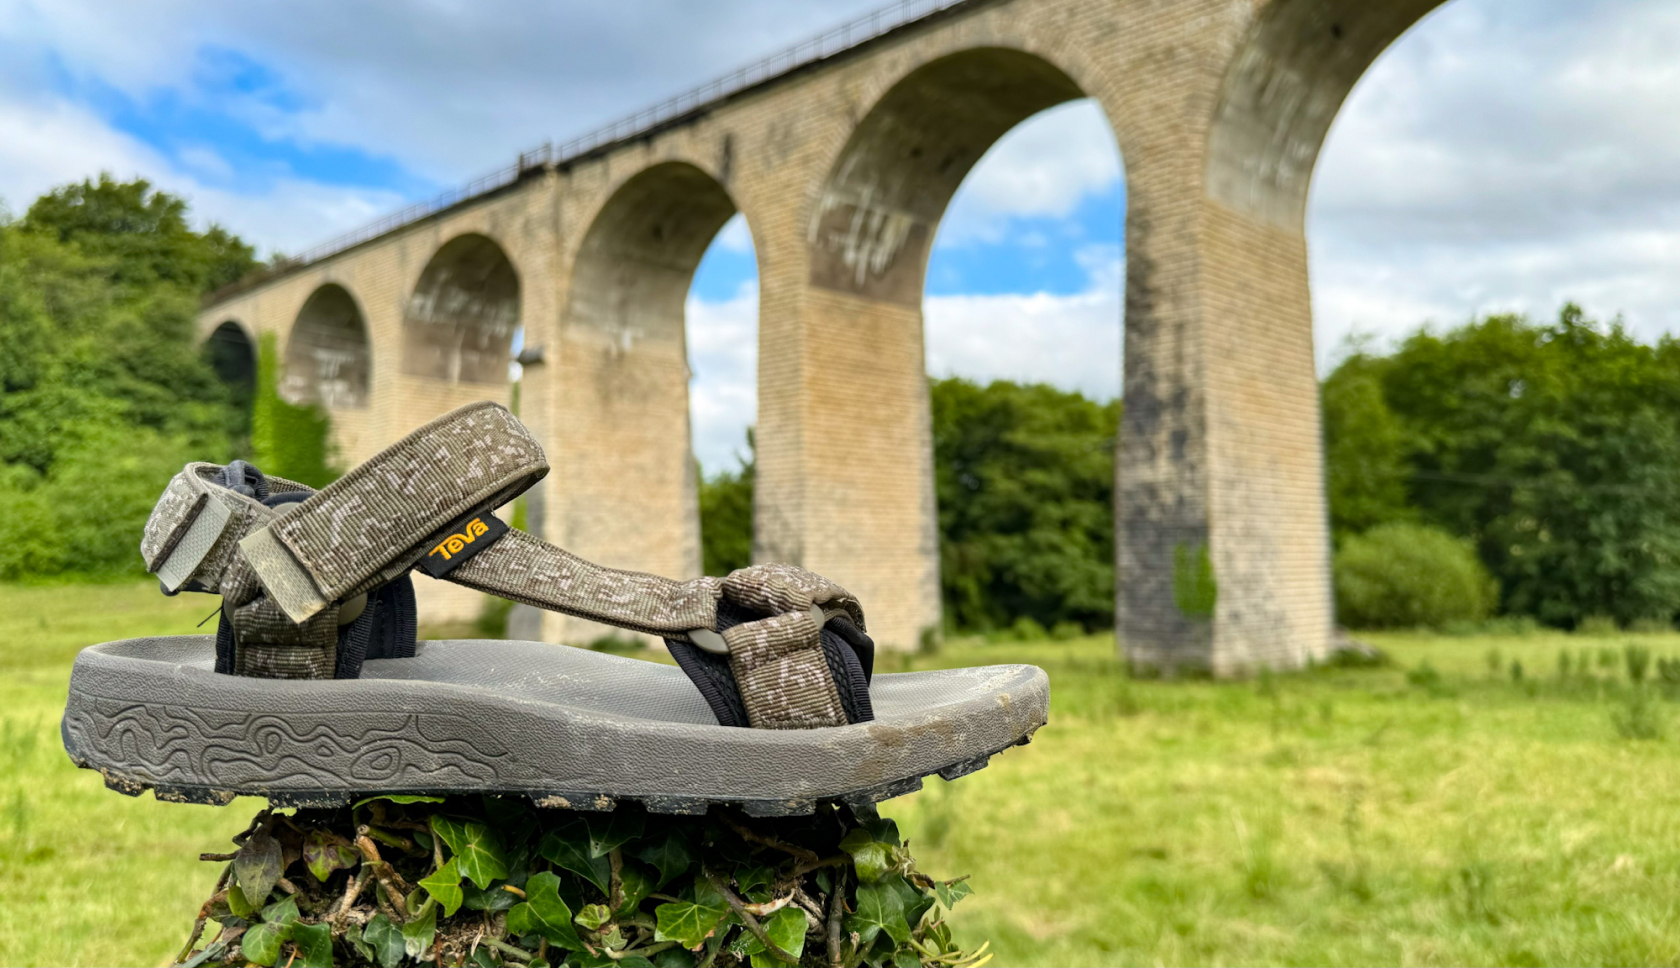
70,731,1038,817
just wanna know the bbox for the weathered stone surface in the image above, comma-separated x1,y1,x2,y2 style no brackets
198,0,1448,672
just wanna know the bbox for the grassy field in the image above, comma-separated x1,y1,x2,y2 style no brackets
6,583,1680,965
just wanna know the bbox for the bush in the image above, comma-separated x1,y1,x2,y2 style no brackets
0,420,200,580
1334,523,1496,630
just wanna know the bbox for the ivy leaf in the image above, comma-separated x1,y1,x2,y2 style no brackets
302,829,359,882
361,914,406,968
483,795,537,846
225,882,255,920
652,948,699,968
291,922,334,968
260,895,300,926
586,810,645,858
838,828,896,883
347,924,376,965
934,880,973,910
401,901,439,959
735,865,774,903
616,861,656,916
233,831,283,904
462,879,517,912
633,831,694,888
506,871,585,951
742,906,807,967
847,881,909,949
887,876,932,929
652,891,728,950
574,902,613,931
240,921,287,966
419,857,465,916
539,823,612,894
430,815,509,889
861,816,902,847
353,794,445,808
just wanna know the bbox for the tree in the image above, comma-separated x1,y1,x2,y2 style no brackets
1321,355,1411,541
699,433,755,577
0,177,257,578
1323,305,1680,627
932,377,1119,633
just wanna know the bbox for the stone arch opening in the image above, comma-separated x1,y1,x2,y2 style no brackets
404,233,520,384
552,161,743,627
809,47,1090,303
786,47,1122,648
1205,0,1445,230
568,163,738,346
283,283,370,410
203,319,257,403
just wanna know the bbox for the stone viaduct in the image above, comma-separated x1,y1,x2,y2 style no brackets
199,0,1446,673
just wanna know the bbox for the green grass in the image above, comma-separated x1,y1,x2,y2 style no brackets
6,583,1680,965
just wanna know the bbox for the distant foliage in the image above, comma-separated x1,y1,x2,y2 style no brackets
1334,523,1496,630
698,433,754,577
0,176,256,580
1323,306,1680,628
250,333,338,488
696,380,1119,633
932,377,1119,634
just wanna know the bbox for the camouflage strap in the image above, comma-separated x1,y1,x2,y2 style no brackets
719,565,861,728
239,401,549,625
140,401,867,728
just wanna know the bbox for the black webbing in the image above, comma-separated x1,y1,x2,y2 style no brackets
664,601,875,728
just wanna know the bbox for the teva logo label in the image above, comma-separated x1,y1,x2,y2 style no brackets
420,513,508,577
431,517,491,560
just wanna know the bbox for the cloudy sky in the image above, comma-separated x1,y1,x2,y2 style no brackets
3,0,1678,472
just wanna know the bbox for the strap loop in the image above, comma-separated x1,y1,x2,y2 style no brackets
243,401,548,624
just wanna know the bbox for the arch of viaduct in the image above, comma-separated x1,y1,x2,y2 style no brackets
200,0,1445,673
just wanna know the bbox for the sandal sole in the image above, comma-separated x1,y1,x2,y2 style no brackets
61,636,1048,816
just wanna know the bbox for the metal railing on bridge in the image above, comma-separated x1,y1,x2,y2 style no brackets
264,0,972,280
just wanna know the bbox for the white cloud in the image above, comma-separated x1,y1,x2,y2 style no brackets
924,283,1122,402
713,213,754,254
687,281,758,474
935,99,1123,246
0,82,406,254
1308,0,1680,367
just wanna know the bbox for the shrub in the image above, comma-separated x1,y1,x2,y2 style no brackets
0,420,200,581
1334,523,1496,630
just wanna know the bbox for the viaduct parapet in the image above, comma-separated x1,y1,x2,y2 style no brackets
200,0,1447,672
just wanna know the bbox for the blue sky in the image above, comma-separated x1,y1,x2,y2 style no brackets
4,0,1680,471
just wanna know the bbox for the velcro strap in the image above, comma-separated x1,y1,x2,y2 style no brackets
241,402,548,624
723,609,848,729
142,463,272,594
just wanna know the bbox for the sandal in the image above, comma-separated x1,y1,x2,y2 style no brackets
60,402,1048,815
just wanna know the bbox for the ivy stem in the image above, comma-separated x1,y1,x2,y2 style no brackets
480,937,535,961
720,811,821,864
786,853,850,881
826,867,847,968
609,847,624,911
706,870,798,966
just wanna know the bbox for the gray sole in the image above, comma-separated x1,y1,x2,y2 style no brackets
61,636,1048,816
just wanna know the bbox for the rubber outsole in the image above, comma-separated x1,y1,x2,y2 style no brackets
61,636,1048,817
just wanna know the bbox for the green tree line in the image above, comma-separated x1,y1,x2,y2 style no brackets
0,175,339,581
1325,305,1680,630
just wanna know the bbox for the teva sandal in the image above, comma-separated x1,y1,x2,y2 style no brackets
61,402,1048,815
